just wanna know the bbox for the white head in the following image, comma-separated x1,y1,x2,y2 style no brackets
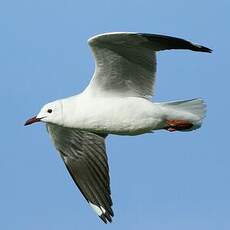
24,100,63,126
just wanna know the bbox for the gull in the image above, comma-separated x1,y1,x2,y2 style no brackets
25,32,211,223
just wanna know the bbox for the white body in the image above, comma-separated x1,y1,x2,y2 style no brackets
59,92,202,135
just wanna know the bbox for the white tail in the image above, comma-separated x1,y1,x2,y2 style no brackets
161,98,207,131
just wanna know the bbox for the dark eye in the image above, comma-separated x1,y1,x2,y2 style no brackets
47,109,52,113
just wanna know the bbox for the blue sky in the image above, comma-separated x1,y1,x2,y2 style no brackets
1,0,229,229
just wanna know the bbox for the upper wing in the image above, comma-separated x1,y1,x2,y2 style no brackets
47,124,113,223
85,32,212,98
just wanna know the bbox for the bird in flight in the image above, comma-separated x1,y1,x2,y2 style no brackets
25,32,211,223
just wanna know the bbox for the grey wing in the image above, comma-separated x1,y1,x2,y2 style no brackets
47,124,113,223
86,32,212,98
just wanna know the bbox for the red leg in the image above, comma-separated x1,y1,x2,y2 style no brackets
164,119,193,132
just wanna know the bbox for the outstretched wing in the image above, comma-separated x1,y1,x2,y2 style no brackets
86,32,211,98
47,124,113,223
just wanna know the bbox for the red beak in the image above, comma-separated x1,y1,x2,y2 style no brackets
24,116,41,126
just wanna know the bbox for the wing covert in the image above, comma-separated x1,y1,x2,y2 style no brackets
85,32,211,98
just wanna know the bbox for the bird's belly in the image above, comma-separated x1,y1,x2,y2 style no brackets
84,114,159,135
71,97,164,135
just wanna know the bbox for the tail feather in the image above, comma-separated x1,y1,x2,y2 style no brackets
161,98,207,131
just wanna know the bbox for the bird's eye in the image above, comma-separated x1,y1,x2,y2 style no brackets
47,109,52,113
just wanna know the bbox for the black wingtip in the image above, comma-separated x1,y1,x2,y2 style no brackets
100,214,108,224
99,213,113,224
202,46,212,53
139,33,212,53
192,44,212,53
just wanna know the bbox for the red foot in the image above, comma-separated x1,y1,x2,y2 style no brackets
164,120,193,132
